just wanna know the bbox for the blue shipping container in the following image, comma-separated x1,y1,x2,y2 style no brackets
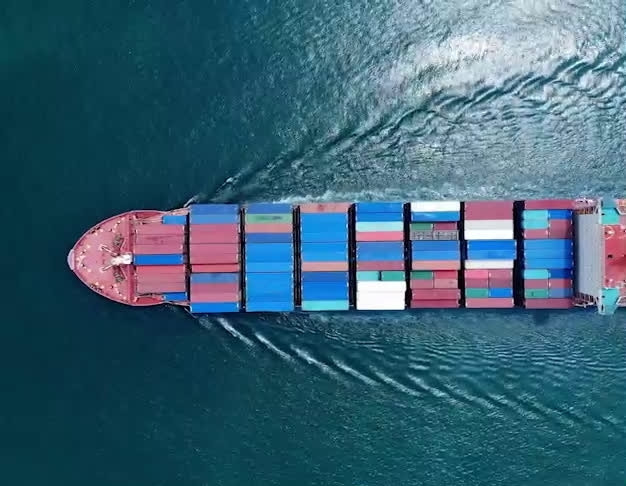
302,287,349,301
411,211,460,222
190,204,239,215
355,202,404,213
357,242,404,253
467,250,516,260
162,292,188,301
245,233,293,243
245,271,293,282
549,288,573,298
246,203,292,214
301,242,349,253
245,252,293,263
488,288,513,298
523,239,573,250
162,214,187,225
411,250,460,261
466,240,516,251
300,213,348,226
523,249,573,259
356,212,404,222
245,262,294,273
246,287,293,299
190,213,239,224
357,250,404,261
246,301,294,312
549,268,573,279
412,240,460,251
191,272,239,284
190,302,240,313
301,271,349,283
524,258,573,269
547,209,573,220
300,232,348,243
134,254,184,265
301,250,348,262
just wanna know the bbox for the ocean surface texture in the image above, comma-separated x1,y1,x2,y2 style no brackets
3,0,626,485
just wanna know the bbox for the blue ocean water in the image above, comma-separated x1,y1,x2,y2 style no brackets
3,0,626,484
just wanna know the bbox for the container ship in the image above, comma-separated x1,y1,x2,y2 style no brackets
67,198,626,315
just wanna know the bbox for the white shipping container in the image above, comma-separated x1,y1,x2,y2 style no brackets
410,201,460,212
465,259,514,269
356,296,406,310
356,281,407,292
464,229,514,240
464,220,513,231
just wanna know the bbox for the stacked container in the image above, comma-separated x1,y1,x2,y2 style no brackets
188,204,241,313
133,214,187,301
409,201,461,308
463,201,516,308
521,199,575,309
299,203,351,311
244,203,295,312
354,202,406,310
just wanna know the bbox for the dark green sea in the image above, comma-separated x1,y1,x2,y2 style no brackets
3,1,626,484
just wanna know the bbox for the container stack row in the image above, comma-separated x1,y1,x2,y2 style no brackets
521,199,575,309
188,204,241,313
355,202,406,310
299,203,351,311
464,201,516,308
133,214,187,301
244,203,295,312
409,201,461,308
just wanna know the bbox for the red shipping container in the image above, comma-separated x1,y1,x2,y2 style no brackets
358,261,404,271
137,282,187,293
190,291,240,303
549,278,572,289
410,279,434,289
524,279,549,289
412,289,460,300
524,199,575,210
488,269,513,279
137,273,186,284
548,227,573,239
135,234,184,246
135,224,184,235
190,282,239,293
464,269,489,279
135,265,186,275
190,228,239,244
434,278,458,289
299,202,351,213
245,223,292,233
523,229,549,239
547,219,572,230
465,298,514,308
410,300,460,308
489,278,513,288
465,278,489,288
356,231,404,242
134,243,184,255
412,260,460,271
190,253,240,264
524,298,572,309
433,222,457,230
192,264,240,273
464,201,513,220
190,223,238,232
302,261,349,271
189,243,239,254
434,270,458,279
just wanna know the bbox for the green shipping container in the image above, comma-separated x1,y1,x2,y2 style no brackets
523,209,550,220
465,288,489,298
411,271,433,280
410,223,433,231
356,271,380,281
381,271,405,281
245,213,292,224
524,269,550,279
301,300,350,311
525,289,550,299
